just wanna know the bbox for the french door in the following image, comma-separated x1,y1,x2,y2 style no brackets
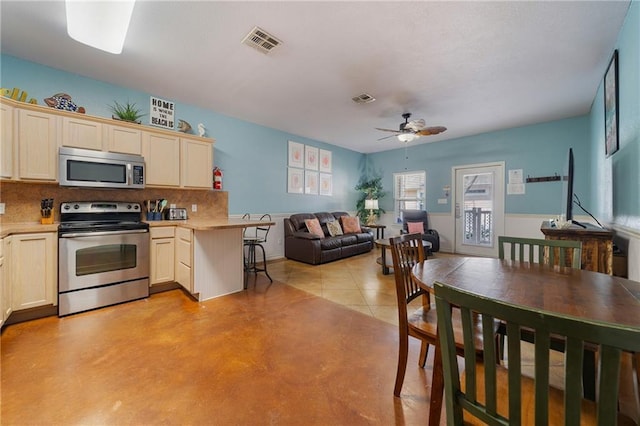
454,163,504,257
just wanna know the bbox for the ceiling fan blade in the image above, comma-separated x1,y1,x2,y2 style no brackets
377,134,399,141
416,126,447,136
375,127,401,133
406,119,426,131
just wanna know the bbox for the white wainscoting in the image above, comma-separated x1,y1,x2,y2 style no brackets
235,212,639,279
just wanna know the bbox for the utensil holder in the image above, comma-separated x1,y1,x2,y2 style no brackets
41,216,54,224
153,212,162,221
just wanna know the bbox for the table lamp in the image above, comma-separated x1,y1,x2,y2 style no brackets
365,199,378,226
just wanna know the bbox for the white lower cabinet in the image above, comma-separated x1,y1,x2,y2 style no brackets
0,237,10,327
175,227,193,293
150,227,175,285
10,232,57,311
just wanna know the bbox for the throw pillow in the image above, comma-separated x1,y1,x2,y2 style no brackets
304,218,324,238
341,216,361,234
407,221,425,234
326,220,343,237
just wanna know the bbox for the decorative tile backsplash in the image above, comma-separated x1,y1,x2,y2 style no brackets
0,181,228,224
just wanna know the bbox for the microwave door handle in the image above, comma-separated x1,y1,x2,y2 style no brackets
127,163,132,186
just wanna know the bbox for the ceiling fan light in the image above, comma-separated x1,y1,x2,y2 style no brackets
65,0,136,54
397,133,417,143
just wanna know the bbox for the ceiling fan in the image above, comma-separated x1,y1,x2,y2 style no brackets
376,113,446,142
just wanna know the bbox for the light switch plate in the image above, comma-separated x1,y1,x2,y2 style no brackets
191,204,197,212
437,198,448,204
0,203,5,214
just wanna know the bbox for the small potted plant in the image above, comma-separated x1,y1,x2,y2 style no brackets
109,100,145,124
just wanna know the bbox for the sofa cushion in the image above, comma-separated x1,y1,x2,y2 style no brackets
339,234,358,246
320,236,343,250
355,232,373,243
290,213,317,232
341,216,362,233
326,220,343,236
305,218,324,238
407,221,425,234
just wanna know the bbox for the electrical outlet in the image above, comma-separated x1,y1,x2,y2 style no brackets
0,203,4,214
170,203,176,209
191,204,197,212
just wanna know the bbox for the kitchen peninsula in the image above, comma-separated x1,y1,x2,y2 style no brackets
148,217,275,301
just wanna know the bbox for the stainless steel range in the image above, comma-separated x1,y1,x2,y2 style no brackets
58,201,150,316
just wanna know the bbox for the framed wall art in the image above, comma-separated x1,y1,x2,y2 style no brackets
305,170,319,195
604,50,619,157
305,145,319,170
319,149,332,173
287,168,304,194
319,173,332,196
288,141,304,168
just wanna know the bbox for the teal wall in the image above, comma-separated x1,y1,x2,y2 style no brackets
590,0,640,232
366,116,591,216
0,54,364,215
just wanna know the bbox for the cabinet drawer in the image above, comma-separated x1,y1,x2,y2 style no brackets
151,226,175,239
176,227,192,242
176,239,191,267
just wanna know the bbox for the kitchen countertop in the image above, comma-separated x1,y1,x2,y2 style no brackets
0,222,59,238
0,218,275,238
146,218,276,230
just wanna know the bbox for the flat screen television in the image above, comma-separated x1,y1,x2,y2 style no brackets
561,148,574,222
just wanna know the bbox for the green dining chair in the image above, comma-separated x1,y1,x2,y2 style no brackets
497,236,596,396
434,280,640,425
498,236,582,268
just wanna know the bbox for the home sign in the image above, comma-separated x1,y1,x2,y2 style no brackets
149,96,175,130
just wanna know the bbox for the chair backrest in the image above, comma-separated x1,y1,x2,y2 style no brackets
401,210,429,233
255,213,272,242
498,236,582,269
434,280,640,426
242,213,252,238
389,233,430,319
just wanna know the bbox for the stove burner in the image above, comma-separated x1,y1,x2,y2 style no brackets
58,201,147,235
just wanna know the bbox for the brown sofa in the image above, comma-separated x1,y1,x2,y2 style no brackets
283,212,374,265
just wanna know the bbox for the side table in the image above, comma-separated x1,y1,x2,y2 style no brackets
367,224,386,239
374,237,431,275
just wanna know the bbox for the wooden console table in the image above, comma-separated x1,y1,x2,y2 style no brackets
540,221,613,274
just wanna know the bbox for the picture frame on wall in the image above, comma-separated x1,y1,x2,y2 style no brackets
604,50,619,157
319,149,332,173
287,168,304,194
305,145,319,170
305,170,319,195
319,173,332,196
288,141,304,168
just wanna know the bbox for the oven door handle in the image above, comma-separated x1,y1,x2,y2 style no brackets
59,229,149,238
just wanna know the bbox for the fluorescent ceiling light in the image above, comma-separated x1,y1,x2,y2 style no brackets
66,0,136,54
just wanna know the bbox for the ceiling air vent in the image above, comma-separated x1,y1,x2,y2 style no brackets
352,93,376,104
242,26,282,54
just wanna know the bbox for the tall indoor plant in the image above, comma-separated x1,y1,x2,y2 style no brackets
355,176,386,222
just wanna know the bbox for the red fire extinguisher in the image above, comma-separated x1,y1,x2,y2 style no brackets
213,167,223,190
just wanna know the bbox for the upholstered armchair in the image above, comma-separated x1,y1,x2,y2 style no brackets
400,210,440,253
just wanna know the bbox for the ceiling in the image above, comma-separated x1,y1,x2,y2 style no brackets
0,1,630,154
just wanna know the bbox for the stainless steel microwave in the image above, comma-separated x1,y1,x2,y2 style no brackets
59,147,145,189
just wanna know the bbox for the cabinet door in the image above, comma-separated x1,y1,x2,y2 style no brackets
1,102,14,178
2,237,12,322
175,227,193,292
106,125,142,155
142,132,180,186
181,138,213,188
18,109,58,181
61,116,102,150
11,233,57,311
150,226,175,285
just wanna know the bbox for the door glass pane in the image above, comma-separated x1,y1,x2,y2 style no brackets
462,172,493,247
76,244,137,276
